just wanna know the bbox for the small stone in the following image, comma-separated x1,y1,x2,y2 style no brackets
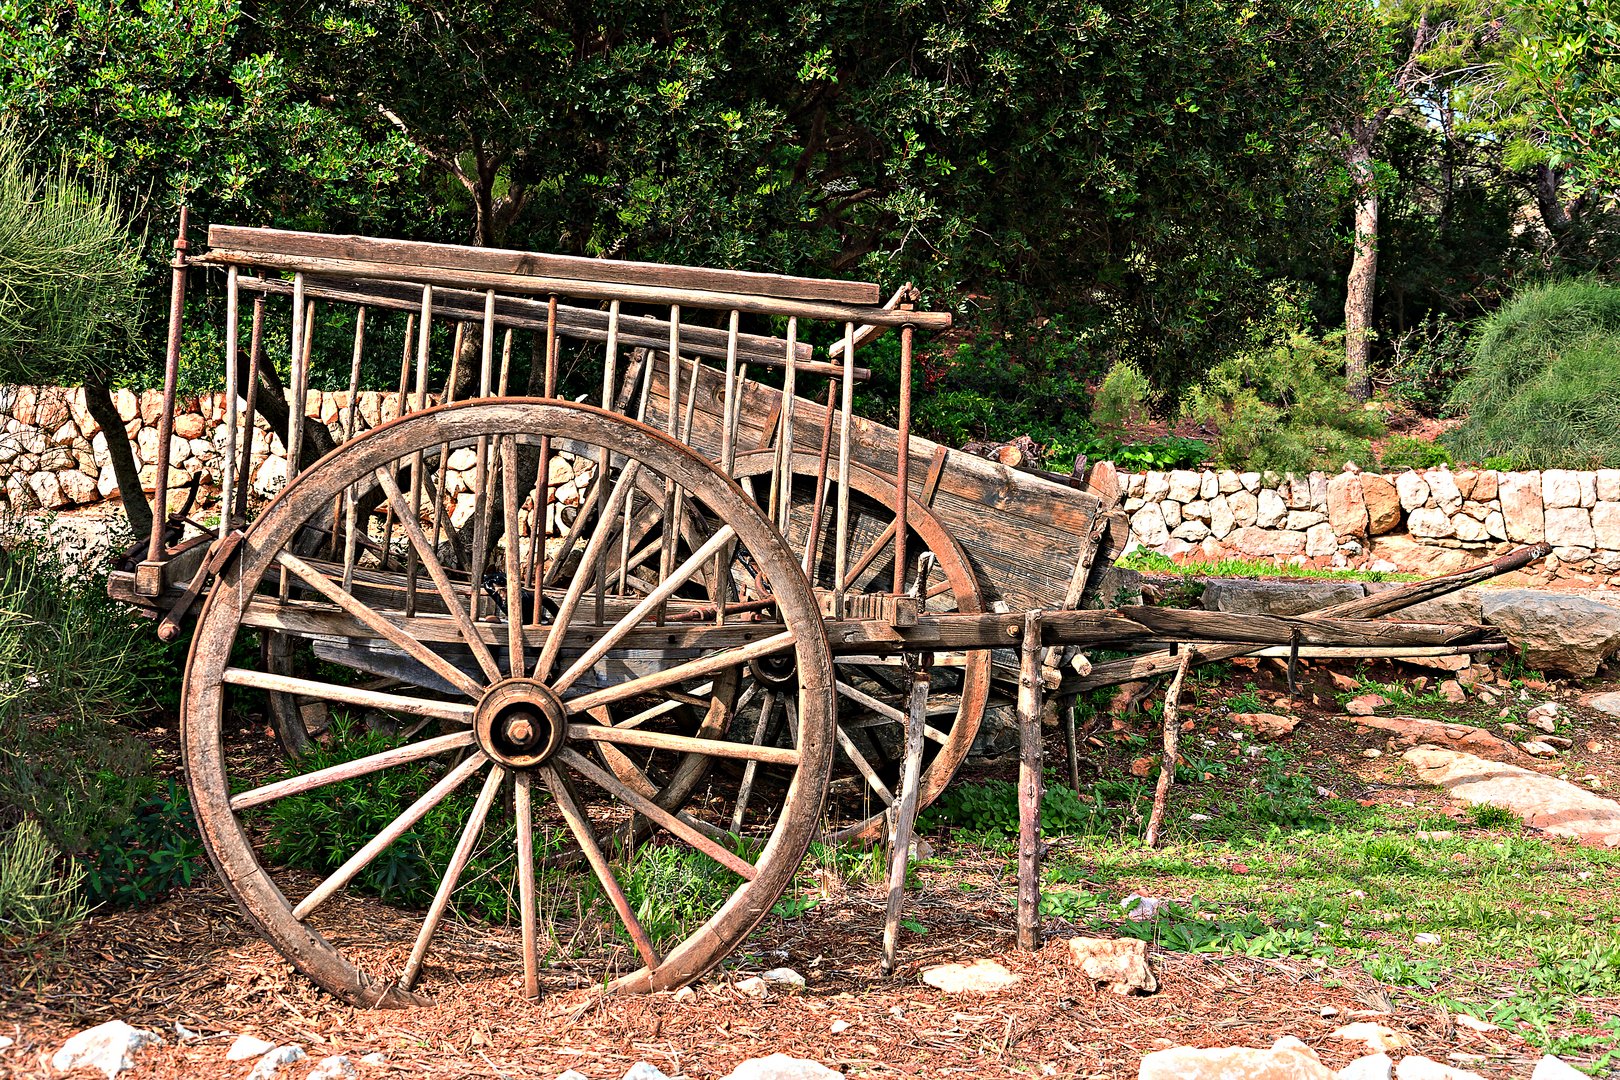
1339,1053,1394,1080
1065,936,1157,994
1414,932,1441,945
672,985,697,1003
310,1055,358,1080
1140,1039,1334,1080
761,967,806,992
736,976,769,998
722,1054,844,1080
622,1064,672,1080
51,1021,165,1079
228,1035,277,1061
1394,1058,1485,1080
248,1046,307,1080
830,1019,851,1034
1330,1022,1412,1053
1532,1056,1590,1080
1584,691,1620,717
557,1072,589,1080
1453,1015,1497,1033
360,1053,389,1065
173,1022,201,1044
1362,748,1382,759
1521,740,1560,757
920,958,1022,993
1121,893,1165,920
0,1035,11,1049
1439,680,1466,704
1346,695,1389,716
1527,702,1560,732
1230,712,1300,739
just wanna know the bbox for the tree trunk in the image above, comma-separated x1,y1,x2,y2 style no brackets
82,378,151,539
1344,144,1379,403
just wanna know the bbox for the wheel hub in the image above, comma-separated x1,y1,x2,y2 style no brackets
473,678,568,768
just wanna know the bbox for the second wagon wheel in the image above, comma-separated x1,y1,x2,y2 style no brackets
727,451,991,843
182,400,835,1006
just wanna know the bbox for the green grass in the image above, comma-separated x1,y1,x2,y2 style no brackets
1118,549,1416,583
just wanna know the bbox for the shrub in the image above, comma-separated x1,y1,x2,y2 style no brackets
1183,291,1384,473
1379,435,1452,470
0,530,194,917
1385,312,1472,412
1443,281,1620,468
0,819,85,940
1092,360,1154,435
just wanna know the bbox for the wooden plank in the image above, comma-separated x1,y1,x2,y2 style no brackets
236,274,826,370
207,225,883,306
200,246,949,329
650,364,1105,611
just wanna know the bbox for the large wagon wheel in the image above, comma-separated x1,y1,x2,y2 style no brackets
183,400,835,1006
728,451,991,843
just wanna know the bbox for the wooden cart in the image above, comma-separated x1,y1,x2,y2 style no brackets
112,221,1528,1008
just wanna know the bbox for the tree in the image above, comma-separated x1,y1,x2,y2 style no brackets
0,126,146,529
0,0,426,528
266,0,1381,393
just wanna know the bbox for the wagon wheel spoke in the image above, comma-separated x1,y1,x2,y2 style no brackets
275,549,486,699
551,524,739,695
514,771,540,998
399,763,507,990
222,668,473,723
539,765,662,969
564,629,792,713
499,437,527,676
374,466,504,683
231,730,476,811
567,720,800,766
292,752,489,920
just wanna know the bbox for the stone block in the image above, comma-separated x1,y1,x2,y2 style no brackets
1426,468,1462,513
1599,471,1620,503
1305,522,1337,556
1396,471,1430,510
1166,469,1200,502
1230,527,1307,558
1545,506,1595,548
1217,469,1241,493
1327,472,1368,539
1209,495,1235,539
1407,507,1455,539
1228,490,1258,527
1130,506,1168,546
1361,474,1401,533
1543,469,1596,509
1285,510,1326,531
1595,502,1620,550
1161,500,1183,528
1143,472,1169,500
1499,471,1544,542
1256,489,1287,528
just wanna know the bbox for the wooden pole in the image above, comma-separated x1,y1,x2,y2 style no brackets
1016,609,1044,951
882,662,931,974
1144,650,1193,849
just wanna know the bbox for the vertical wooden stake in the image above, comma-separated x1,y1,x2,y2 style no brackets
1144,649,1193,849
1059,692,1080,795
1016,610,1044,951
882,662,931,974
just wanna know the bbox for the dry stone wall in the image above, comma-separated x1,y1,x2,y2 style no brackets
1121,463,1618,580
0,382,1614,581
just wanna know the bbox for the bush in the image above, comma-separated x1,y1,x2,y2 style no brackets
0,818,85,940
1183,291,1384,473
1379,435,1452,471
1384,312,1472,412
1092,360,1154,435
0,531,193,921
1443,281,1620,468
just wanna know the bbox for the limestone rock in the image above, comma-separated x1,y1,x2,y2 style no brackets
309,1055,358,1080
1407,507,1454,539
1286,510,1327,530
1232,527,1307,558
1139,1038,1335,1080
1545,506,1596,549
1338,1054,1394,1080
1306,522,1337,557
1583,691,1620,717
761,967,806,991
1167,470,1201,503
1345,695,1388,716
228,1035,277,1061
1143,472,1170,500
1396,472,1430,511
1394,1058,1484,1080
1593,502,1620,550
1352,716,1530,763
1499,471,1544,542
1361,475,1402,534
722,1053,843,1080
1131,506,1169,546
1532,1056,1590,1080
1404,746,1620,848
1229,490,1259,527
1427,469,1462,513
1209,495,1236,539
622,1064,673,1080
248,1045,307,1080
51,1021,164,1079
1231,712,1300,739
1162,500,1183,529
1201,579,1363,616
1065,936,1157,994
1257,490,1288,528
1451,514,1488,543
1480,589,1620,678
1327,473,1368,539
921,958,1022,993
1543,469,1595,509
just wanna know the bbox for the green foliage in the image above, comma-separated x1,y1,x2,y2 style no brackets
1076,434,1210,471
1111,899,1343,959
1465,802,1521,830
1116,550,1412,582
1504,0,1620,193
622,844,739,946
919,778,1147,840
1379,435,1453,471
1183,292,1384,473
1092,361,1154,435
1384,312,1475,412
1443,281,1620,468
0,818,85,940
0,532,195,913
0,124,142,386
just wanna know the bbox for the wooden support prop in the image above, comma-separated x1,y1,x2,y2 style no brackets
1016,610,1044,951
1143,649,1193,849
881,662,931,975
1069,543,1551,691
